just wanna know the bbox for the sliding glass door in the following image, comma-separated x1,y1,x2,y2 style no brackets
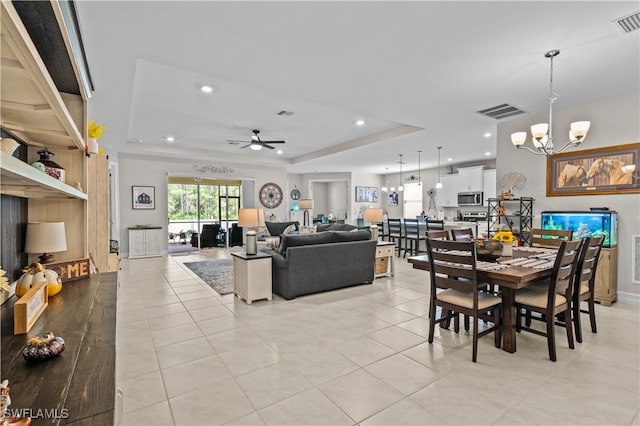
167,177,242,249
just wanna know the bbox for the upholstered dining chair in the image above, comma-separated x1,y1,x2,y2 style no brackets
451,228,474,241
403,218,426,257
426,238,502,362
387,218,403,256
572,235,605,343
531,228,574,248
515,239,582,362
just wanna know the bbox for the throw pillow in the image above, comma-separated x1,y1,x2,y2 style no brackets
283,224,296,235
254,226,270,238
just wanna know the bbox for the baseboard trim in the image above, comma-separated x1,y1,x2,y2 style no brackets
617,291,640,305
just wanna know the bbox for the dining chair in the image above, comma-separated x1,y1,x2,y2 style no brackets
572,235,605,343
426,238,502,362
515,239,582,361
403,218,426,257
530,228,574,248
451,228,474,241
378,222,387,241
387,218,403,256
426,230,449,240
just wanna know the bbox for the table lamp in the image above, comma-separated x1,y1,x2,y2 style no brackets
298,199,314,226
363,208,384,240
238,208,265,255
24,222,67,264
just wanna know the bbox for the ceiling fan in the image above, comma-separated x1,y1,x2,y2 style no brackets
227,129,285,151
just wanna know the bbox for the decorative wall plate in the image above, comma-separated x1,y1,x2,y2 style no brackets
259,182,283,209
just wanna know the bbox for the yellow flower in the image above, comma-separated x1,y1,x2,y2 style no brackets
492,231,518,243
88,120,105,139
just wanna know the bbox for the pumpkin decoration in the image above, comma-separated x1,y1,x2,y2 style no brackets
15,263,62,298
22,332,65,362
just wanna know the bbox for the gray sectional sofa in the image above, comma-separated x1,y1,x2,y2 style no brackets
260,230,377,300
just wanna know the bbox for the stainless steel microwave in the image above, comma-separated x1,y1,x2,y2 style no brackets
458,191,483,206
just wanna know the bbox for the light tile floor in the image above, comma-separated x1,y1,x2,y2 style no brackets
115,248,640,425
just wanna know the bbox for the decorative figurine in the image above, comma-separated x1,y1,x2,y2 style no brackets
22,332,65,362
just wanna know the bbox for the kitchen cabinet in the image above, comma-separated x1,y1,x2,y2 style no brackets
436,174,460,207
482,169,497,205
457,166,484,192
129,227,162,258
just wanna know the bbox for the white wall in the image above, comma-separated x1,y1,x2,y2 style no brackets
118,154,288,257
497,92,640,300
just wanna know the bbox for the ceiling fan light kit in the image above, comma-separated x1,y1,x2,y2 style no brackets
229,129,286,151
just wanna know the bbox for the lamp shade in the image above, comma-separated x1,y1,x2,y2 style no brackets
238,208,265,227
298,199,314,210
25,222,67,263
364,208,384,223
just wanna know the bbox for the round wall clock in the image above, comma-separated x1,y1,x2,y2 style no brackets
290,186,301,200
259,182,283,209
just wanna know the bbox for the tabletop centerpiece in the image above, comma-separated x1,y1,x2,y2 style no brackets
492,231,518,256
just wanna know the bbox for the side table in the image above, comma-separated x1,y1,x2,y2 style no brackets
231,252,273,304
375,241,395,278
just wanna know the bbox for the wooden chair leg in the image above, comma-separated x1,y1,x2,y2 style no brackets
428,302,437,343
472,316,479,363
564,307,574,350
573,300,583,343
494,307,502,348
454,313,460,333
547,316,557,362
588,298,597,333
464,314,470,332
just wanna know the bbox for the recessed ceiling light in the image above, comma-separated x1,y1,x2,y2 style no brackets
447,158,453,162
165,136,175,142
355,119,366,126
200,85,213,93
484,132,491,138
276,150,283,155
485,151,491,156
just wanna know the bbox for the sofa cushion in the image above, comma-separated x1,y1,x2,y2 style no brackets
265,221,299,236
329,229,372,242
278,232,334,255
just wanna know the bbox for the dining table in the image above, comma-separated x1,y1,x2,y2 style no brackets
408,246,558,353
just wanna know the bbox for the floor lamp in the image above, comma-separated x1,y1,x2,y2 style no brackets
238,208,265,255
298,199,314,226
364,208,383,241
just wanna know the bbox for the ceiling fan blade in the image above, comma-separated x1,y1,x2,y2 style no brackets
239,143,252,149
263,143,276,150
227,139,250,143
260,140,285,144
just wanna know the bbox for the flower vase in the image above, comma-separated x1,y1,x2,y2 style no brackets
502,242,513,257
87,138,99,154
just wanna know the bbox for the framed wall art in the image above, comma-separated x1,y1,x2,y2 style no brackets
547,142,640,196
132,186,156,209
355,186,378,203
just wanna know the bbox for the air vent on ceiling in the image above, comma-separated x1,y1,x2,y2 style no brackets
613,11,640,33
276,110,294,116
477,104,525,120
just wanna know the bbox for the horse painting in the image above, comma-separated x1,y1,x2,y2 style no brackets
557,163,587,188
585,159,633,186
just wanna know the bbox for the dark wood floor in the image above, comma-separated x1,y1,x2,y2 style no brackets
1,272,116,425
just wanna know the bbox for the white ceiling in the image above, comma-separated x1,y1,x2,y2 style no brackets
75,1,639,174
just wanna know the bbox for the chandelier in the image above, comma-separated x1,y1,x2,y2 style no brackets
417,150,422,186
381,167,389,192
511,49,591,156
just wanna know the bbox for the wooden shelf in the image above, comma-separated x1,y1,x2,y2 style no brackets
1,1,84,150
0,152,87,199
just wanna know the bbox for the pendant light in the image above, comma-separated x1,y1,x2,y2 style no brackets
398,154,404,192
417,150,422,186
381,168,389,193
435,147,443,189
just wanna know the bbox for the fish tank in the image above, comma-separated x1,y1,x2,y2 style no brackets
541,211,617,247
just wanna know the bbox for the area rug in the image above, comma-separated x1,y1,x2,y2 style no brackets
183,259,233,295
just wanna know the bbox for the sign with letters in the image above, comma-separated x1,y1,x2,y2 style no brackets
46,258,90,282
